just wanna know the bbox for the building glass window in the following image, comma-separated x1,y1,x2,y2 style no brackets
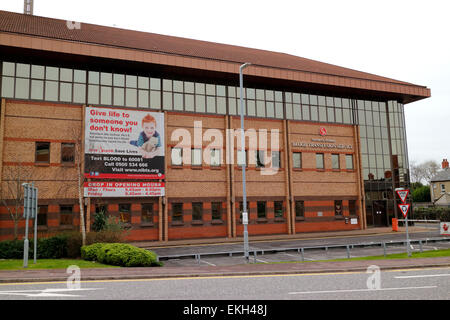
60,205,73,226
316,153,324,169
31,80,44,100
295,201,304,218
37,205,48,226
256,150,265,168
293,152,302,169
349,200,357,216
210,149,221,167
272,151,281,169
332,154,340,170
237,150,247,167
334,200,343,216
257,201,266,219
212,202,222,220
191,148,202,166
61,143,75,164
171,147,182,166
141,203,154,224
172,203,183,222
346,154,354,170
1,76,14,98
119,203,131,224
274,201,283,218
35,142,50,163
192,202,203,221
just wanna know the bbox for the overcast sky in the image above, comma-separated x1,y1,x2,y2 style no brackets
1,0,449,166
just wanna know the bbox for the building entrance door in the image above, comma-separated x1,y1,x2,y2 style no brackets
373,200,387,227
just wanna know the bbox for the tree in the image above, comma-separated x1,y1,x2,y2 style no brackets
409,160,440,185
0,161,48,240
0,162,32,239
55,126,86,246
412,185,431,203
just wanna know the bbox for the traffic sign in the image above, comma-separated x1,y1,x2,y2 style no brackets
398,204,410,218
440,222,450,235
396,189,409,203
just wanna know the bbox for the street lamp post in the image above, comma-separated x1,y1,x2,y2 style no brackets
239,62,251,262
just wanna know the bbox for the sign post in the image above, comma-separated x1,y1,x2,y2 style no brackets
396,188,411,257
22,183,38,268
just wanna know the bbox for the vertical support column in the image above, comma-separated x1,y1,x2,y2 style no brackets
158,196,162,241
80,105,86,234
232,122,237,238
86,191,91,233
354,124,366,229
225,115,232,238
283,119,292,235
0,99,6,187
164,111,168,241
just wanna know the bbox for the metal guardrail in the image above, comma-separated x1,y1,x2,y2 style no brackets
153,236,450,263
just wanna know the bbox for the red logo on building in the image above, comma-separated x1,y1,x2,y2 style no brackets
319,127,327,136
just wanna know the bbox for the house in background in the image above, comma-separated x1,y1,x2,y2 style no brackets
430,159,450,207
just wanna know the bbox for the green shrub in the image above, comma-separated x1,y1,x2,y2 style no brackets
34,234,68,259
0,240,24,259
81,242,105,261
413,207,450,221
92,210,107,232
81,243,161,267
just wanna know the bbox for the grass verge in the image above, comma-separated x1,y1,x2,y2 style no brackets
0,259,118,270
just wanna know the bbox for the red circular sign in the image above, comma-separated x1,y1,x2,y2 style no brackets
319,127,327,136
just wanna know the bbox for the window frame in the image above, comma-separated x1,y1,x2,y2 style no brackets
295,200,305,220
257,201,267,219
293,152,302,169
141,203,154,225
59,205,73,226
316,153,324,170
61,142,75,164
35,142,50,164
171,147,183,166
192,202,203,221
172,203,183,222
334,200,343,216
118,203,131,224
332,153,340,170
191,148,202,167
211,202,222,221
346,154,354,170
274,201,283,219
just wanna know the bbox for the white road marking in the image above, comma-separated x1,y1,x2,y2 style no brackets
0,288,101,298
256,259,269,264
395,273,450,279
288,286,437,295
200,260,216,266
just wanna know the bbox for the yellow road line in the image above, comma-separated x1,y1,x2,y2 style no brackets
1,266,448,286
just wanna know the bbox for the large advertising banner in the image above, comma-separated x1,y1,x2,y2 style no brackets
84,182,165,198
84,106,165,180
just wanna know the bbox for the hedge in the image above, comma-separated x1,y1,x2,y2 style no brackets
81,243,162,267
0,229,128,259
413,207,450,222
0,234,68,259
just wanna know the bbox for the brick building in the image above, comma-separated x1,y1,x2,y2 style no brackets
0,10,430,242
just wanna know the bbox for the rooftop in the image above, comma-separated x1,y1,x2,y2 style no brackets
431,168,450,182
0,10,431,103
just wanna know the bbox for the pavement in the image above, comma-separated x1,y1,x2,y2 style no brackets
1,227,449,284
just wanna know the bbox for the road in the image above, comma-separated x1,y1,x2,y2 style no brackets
150,230,450,267
0,267,448,300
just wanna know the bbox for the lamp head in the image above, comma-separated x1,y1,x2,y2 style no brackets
240,62,252,70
